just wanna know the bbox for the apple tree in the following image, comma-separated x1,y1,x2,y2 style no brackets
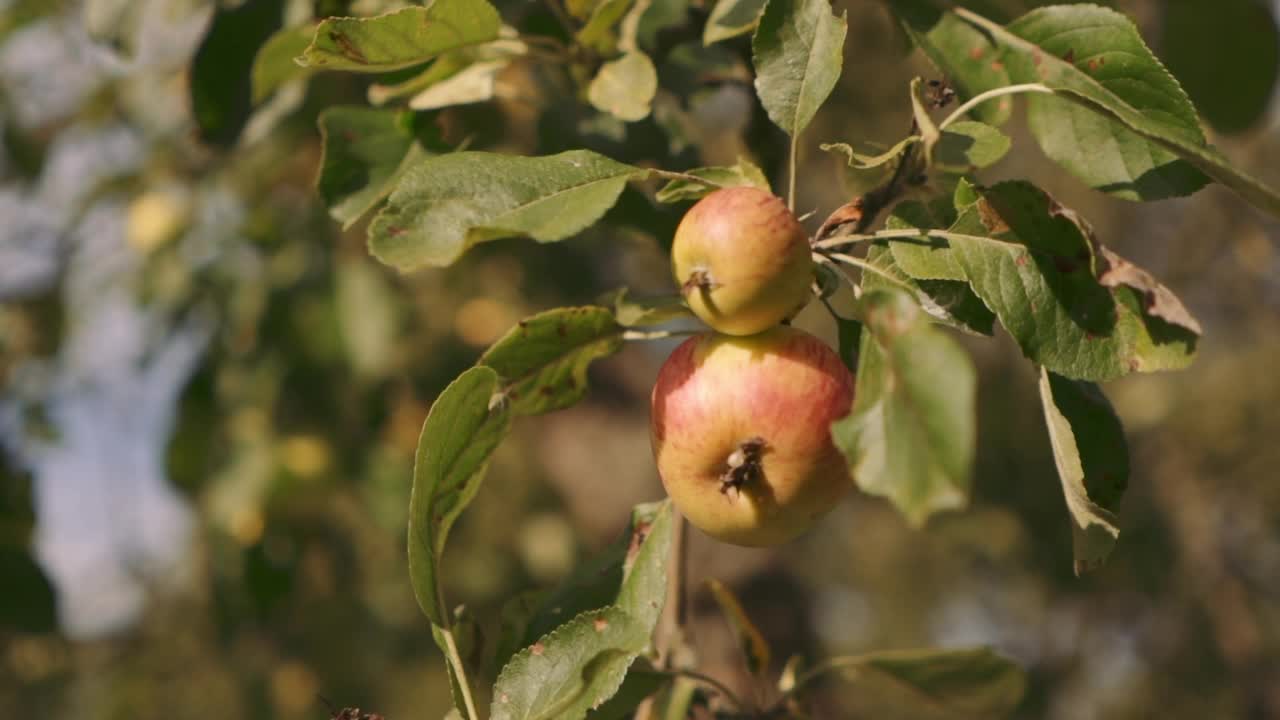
231,0,1280,717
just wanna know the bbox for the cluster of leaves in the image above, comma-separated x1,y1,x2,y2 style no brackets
239,0,1280,718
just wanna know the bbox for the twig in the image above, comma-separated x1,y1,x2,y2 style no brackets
621,329,701,341
826,252,919,296
937,83,1053,130
788,132,800,212
434,563,479,720
632,669,750,715
812,227,924,249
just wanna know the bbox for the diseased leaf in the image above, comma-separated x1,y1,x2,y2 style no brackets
479,307,624,416
491,607,647,720
944,181,1201,381
316,106,428,229
752,0,847,136
492,501,673,720
1095,246,1202,336
588,51,659,122
933,120,1010,172
947,6,1280,213
251,24,315,103
704,0,767,45
841,647,1027,719
887,0,1012,125
299,0,502,73
1039,367,1129,575
408,367,512,626
1004,6,1208,201
654,158,770,203
369,150,644,270
832,289,976,527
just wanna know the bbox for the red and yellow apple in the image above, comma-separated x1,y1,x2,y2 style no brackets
671,187,813,336
650,326,854,546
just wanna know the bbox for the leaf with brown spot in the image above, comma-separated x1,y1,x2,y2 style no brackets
1096,247,1203,335
299,1,502,73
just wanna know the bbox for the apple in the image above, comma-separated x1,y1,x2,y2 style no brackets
672,186,813,336
650,326,854,546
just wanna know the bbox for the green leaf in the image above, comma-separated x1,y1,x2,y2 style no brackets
1038,367,1128,575
491,501,673,720
834,314,861,371
492,590,544,679
299,0,502,73
316,106,429,229
251,24,315,103
408,366,513,626
600,288,693,327
933,120,1010,172
832,289,976,527
585,661,668,720
703,0,767,44
579,0,635,52
957,6,1280,210
479,306,625,416
654,158,770,202
821,137,920,171
877,197,996,336
887,0,1012,125
706,579,771,680
369,150,644,270
1162,0,1280,134
522,500,673,645
1003,6,1209,200
491,607,647,720
839,647,1026,719
637,0,690,49
862,244,994,337
371,33,527,108
942,181,1201,381
588,51,659,122
751,0,848,136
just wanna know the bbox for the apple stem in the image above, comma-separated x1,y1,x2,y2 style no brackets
787,134,799,213
681,268,717,295
720,437,767,495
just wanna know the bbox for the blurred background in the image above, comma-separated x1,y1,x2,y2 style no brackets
1,0,1279,718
